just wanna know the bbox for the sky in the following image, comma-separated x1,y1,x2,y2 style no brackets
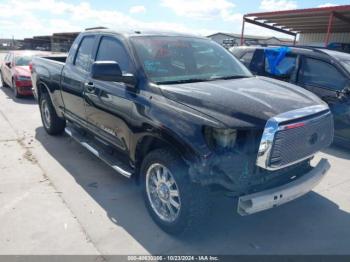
0,0,349,40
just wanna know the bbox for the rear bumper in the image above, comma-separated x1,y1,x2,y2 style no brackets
237,158,330,216
17,88,33,96
16,84,33,96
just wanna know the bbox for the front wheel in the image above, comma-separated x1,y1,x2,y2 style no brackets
141,149,209,235
39,92,66,135
0,71,8,88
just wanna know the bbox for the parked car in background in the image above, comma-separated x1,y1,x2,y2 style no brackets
328,43,350,54
0,50,56,98
231,46,350,147
31,30,333,234
296,42,350,54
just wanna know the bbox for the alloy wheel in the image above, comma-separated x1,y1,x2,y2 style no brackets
41,99,51,129
146,163,181,222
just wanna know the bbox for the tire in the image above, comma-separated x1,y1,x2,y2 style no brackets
12,79,21,98
1,71,8,88
39,92,66,135
141,148,209,235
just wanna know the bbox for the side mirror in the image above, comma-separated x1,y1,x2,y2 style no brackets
5,62,11,68
336,81,350,99
341,81,350,95
91,61,136,87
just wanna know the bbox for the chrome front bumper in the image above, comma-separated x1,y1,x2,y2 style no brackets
237,158,330,216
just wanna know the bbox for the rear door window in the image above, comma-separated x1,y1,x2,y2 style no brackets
249,49,265,74
265,54,297,80
302,57,347,91
74,36,95,72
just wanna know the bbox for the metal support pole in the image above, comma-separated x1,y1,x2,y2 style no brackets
293,34,297,46
240,18,245,46
325,12,334,47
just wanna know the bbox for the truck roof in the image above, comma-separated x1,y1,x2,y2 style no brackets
320,48,350,61
82,28,206,39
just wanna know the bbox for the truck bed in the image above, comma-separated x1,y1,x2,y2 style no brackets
31,55,68,101
32,55,67,78
39,55,67,63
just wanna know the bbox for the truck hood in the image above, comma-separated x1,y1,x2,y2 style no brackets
159,76,325,128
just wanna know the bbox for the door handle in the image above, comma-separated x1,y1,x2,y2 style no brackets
84,82,95,93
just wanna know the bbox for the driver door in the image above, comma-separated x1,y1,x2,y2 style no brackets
297,56,350,142
84,35,134,154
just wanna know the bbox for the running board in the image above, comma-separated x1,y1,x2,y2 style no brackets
64,127,133,178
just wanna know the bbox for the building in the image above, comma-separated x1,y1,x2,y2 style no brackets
22,36,50,50
242,5,350,48
20,32,79,52
208,32,294,48
1,27,109,52
0,38,23,50
20,27,106,52
51,32,79,52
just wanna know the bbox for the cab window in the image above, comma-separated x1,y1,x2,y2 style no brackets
302,58,347,91
74,36,95,72
95,36,131,72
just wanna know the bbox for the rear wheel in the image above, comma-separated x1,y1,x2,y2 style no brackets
39,92,66,135
141,148,209,235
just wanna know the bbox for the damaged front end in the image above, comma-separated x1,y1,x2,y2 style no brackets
189,105,334,198
189,128,313,196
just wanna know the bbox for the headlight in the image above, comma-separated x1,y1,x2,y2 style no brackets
204,127,237,150
258,141,268,156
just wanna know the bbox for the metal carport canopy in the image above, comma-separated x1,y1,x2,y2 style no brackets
241,5,350,46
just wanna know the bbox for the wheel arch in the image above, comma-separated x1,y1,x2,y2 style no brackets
36,80,49,101
36,80,64,118
133,133,198,183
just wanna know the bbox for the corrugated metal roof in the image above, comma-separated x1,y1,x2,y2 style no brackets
299,32,350,44
245,5,350,34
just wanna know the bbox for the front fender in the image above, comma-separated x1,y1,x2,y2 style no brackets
128,90,226,164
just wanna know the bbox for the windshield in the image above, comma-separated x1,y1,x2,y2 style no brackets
342,60,350,72
131,36,252,84
14,55,33,66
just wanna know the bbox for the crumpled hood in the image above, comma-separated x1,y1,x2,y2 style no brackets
159,76,326,128
14,66,31,77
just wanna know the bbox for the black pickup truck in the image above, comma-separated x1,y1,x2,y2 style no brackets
32,29,333,234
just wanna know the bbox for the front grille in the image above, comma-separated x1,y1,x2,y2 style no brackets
269,112,333,169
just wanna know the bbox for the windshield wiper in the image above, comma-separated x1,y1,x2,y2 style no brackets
156,78,210,85
156,75,251,85
209,75,252,80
